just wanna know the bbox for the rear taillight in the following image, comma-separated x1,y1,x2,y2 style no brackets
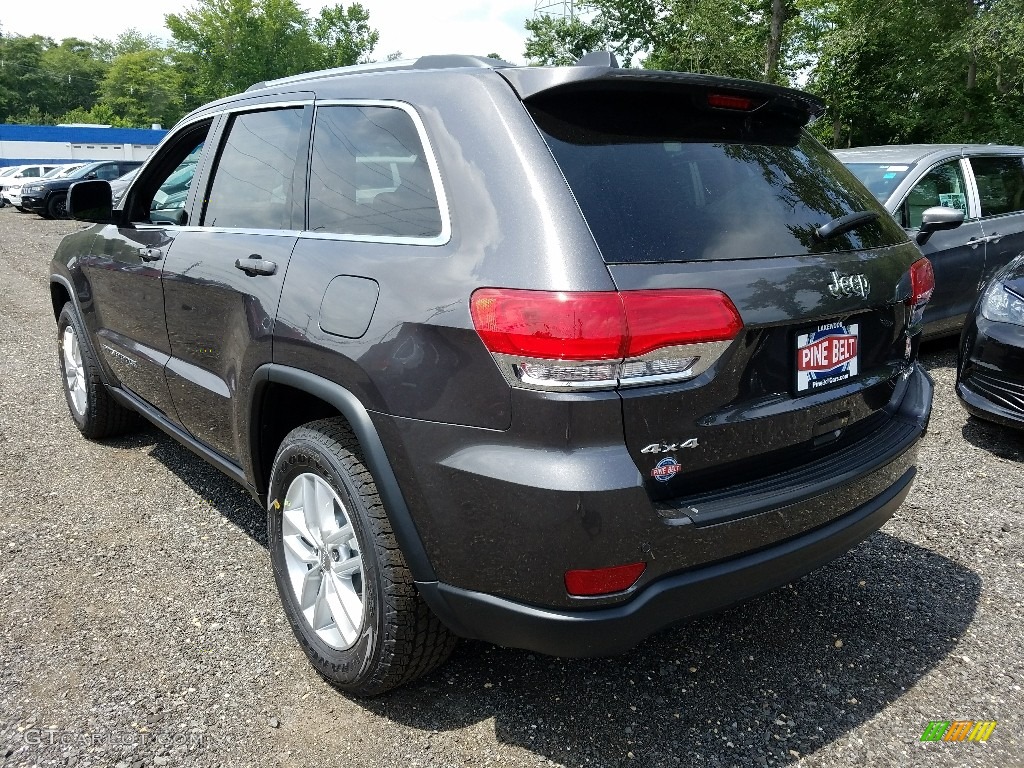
470,288,742,391
909,257,935,307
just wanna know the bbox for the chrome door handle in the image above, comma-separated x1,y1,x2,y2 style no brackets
138,247,163,262
235,255,277,276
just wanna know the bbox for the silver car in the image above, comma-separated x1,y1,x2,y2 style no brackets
835,144,1024,337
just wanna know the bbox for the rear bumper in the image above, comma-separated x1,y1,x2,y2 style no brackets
420,464,915,656
412,365,931,655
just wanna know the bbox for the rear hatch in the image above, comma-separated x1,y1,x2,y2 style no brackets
512,72,925,510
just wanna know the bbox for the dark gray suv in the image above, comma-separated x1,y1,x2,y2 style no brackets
52,54,935,695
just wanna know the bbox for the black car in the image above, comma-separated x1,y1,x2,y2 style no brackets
22,160,142,219
957,253,1024,429
52,54,935,695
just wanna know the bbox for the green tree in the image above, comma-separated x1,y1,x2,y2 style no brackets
166,0,378,100
524,14,611,65
311,3,379,68
98,49,183,127
39,38,109,118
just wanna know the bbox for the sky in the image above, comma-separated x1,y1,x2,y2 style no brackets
1,0,541,64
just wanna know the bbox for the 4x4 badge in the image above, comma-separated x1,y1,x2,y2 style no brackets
641,439,698,454
828,270,870,299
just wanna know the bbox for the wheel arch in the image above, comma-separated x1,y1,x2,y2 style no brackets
249,364,437,583
50,275,76,323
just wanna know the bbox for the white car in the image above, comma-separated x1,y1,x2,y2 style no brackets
0,163,60,207
0,166,29,208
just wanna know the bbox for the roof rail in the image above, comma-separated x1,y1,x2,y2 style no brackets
247,54,513,92
576,51,619,68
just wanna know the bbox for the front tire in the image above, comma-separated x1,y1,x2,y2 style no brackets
57,303,137,438
47,194,68,219
268,418,455,696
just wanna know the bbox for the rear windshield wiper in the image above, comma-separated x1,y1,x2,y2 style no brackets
814,210,879,242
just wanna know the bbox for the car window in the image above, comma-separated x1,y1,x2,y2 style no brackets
970,156,1024,218
307,105,443,238
203,108,305,230
842,162,915,203
531,92,906,262
900,161,968,229
94,165,121,181
22,168,40,178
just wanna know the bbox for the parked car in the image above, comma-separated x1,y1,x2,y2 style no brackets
957,252,1024,429
108,167,140,206
0,163,59,207
23,160,142,219
0,165,28,207
4,163,85,211
834,145,1024,338
53,53,935,695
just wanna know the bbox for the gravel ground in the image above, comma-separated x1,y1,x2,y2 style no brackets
0,207,1021,768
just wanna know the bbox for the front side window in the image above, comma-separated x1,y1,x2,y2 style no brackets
900,161,968,229
970,156,1024,218
203,108,305,230
308,105,443,238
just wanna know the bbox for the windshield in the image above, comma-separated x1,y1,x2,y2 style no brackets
530,92,907,263
841,163,915,205
41,166,67,179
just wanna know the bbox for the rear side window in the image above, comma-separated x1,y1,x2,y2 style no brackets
308,105,442,238
970,156,1024,218
204,108,305,230
530,92,907,263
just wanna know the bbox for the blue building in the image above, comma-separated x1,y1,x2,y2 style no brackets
0,124,168,168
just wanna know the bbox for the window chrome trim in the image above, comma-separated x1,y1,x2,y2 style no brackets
150,99,451,244
304,99,451,246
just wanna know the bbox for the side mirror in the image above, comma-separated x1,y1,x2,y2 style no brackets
68,179,113,223
916,206,965,245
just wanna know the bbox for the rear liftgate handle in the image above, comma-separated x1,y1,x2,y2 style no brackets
235,254,277,276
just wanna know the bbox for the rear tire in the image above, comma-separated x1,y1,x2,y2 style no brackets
268,418,455,696
47,194,68,219
57,303,138,439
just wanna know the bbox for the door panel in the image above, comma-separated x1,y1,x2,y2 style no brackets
83,224,177,414
898,159,985,335
162,231,297,460
160,105,309,462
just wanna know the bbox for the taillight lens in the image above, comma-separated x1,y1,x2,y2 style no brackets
469,290,626,360
908,257,935,307
470,288,742,390
565,562,646,596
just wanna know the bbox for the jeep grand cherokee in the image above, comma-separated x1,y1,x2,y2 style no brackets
51,53,938,696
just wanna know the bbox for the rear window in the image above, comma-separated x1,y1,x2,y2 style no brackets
530,92,907,263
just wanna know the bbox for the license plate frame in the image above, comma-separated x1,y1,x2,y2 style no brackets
794,321,860,394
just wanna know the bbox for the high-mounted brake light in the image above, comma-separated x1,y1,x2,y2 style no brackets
470,288,743,391
908,257,935,307
565,562,646,596
707,93,756,111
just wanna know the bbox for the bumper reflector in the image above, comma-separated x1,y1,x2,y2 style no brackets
565,562,646,596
